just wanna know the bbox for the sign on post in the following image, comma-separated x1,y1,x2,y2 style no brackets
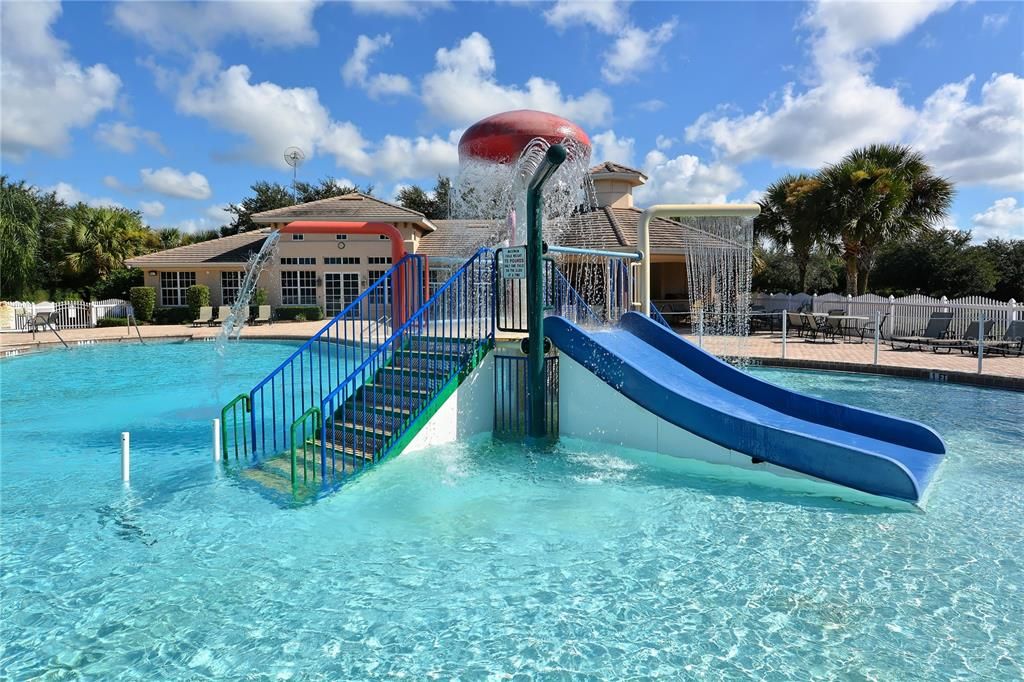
500,246,527,280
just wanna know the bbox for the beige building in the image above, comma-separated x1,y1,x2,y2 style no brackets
126,163,728,315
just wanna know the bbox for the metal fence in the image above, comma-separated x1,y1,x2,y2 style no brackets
1,299,134,331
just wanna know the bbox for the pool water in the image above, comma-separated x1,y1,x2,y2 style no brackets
1,343,1022,680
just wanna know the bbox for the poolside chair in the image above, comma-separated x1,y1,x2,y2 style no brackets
192,306,213,327
928,319,995,354
976,320,1024,358
854,313,888,343
805,313,840,342
208,306,231,327
889,312,953,350
251,305,272,326
786,311,805,337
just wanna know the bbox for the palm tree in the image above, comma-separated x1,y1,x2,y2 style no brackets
59,206,149,300
819,144,954,295
0,177,40,298
754,174,824,292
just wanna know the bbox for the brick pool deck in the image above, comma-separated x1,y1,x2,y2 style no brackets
3,323,1021,391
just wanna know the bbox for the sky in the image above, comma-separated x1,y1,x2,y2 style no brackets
1,0,1022,242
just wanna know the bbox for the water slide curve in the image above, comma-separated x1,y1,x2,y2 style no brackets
546,312,945,503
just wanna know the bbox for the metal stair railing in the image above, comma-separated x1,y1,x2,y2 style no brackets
315,248,494,485
221,254,425,461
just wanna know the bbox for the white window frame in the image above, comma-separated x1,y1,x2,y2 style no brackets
221,271,241,305
160,271,196,307
281,270,317,306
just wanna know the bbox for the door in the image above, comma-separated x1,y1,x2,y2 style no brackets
325,272,360,318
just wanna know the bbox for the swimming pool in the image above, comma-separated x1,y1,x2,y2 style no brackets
2,342,1021,679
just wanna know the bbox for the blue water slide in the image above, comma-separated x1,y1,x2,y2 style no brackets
547,312,945,503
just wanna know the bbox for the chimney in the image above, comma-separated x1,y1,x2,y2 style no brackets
589,162,647,209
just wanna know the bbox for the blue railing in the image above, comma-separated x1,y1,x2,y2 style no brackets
550,267,603,325
237,254,426,460
315,248,494,484
650,303,671,329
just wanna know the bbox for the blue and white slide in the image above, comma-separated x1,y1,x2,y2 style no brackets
547,312,946,505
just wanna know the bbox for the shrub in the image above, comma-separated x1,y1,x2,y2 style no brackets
97,316,130,327
275,305,323,321
130,286,156,321
185,284,211,321
252,287,268,306
153,307,193,324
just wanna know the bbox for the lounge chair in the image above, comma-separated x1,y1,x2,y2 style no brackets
805,313,840,342
208,306,231,327
854,313,888,343
251,305,272,326
975,320,1024,358
786,311,805,337
192,306,213,327
890,312,953,350
928,319,995,354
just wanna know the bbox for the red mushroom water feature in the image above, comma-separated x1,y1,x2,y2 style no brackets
458,109,591,164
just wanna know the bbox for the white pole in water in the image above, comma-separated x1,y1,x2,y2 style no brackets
121,432,130,482
873,310,881,366
698,307,705,348
977,312,985,374
213,418,222,462
781,309,787,360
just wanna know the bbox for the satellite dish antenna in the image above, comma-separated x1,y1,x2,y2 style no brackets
284,146,305,202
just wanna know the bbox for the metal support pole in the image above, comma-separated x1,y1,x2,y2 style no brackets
977,312,985,374
781,310,787,359
526,144,566,439
873,310,880,365
213,418,222,462
121,432,130,482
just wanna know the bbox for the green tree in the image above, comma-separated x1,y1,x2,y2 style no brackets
397,176,452,220
754,174,824,292
980,238,1024,301
57,206,149,300
871,229,998,298
223,177,370,235
0,177,41,298
818,144,954,295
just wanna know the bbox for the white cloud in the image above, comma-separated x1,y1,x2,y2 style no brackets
683,0,1024,183
971,197,1024,242
421,32,612,127
912,73,1024,190
140,200,166,220
543,1,630,34
542,3,676,86
45,182,122,208
176,204,234,234
95,122,166,154
172,54,373,172
349,1,451,18
373,132,460,180
634,150,744,206
342,34,413,99
100,175,126,191
655,134,675,151
602,20,677,84
0,1,121,159
591,130,635,167
982,12,1010,33
112,0,321,51
140,167,212,200
636,99,666,113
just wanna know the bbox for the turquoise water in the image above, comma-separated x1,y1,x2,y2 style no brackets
2,343,1022,680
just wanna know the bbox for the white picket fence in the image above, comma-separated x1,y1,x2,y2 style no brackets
752,292,1021,337
0,299,134,331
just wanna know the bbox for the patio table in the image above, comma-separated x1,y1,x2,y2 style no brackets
822,314,869,341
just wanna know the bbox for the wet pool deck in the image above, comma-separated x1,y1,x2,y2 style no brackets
3,323,1021,390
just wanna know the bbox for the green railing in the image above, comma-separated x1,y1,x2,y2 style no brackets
290,407,321,488
220,394,251,461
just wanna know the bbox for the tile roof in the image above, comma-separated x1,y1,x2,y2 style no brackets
589,161,647,179
418,220,502,257
250,192,433,230
126,229,271,267
555,207,742,251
